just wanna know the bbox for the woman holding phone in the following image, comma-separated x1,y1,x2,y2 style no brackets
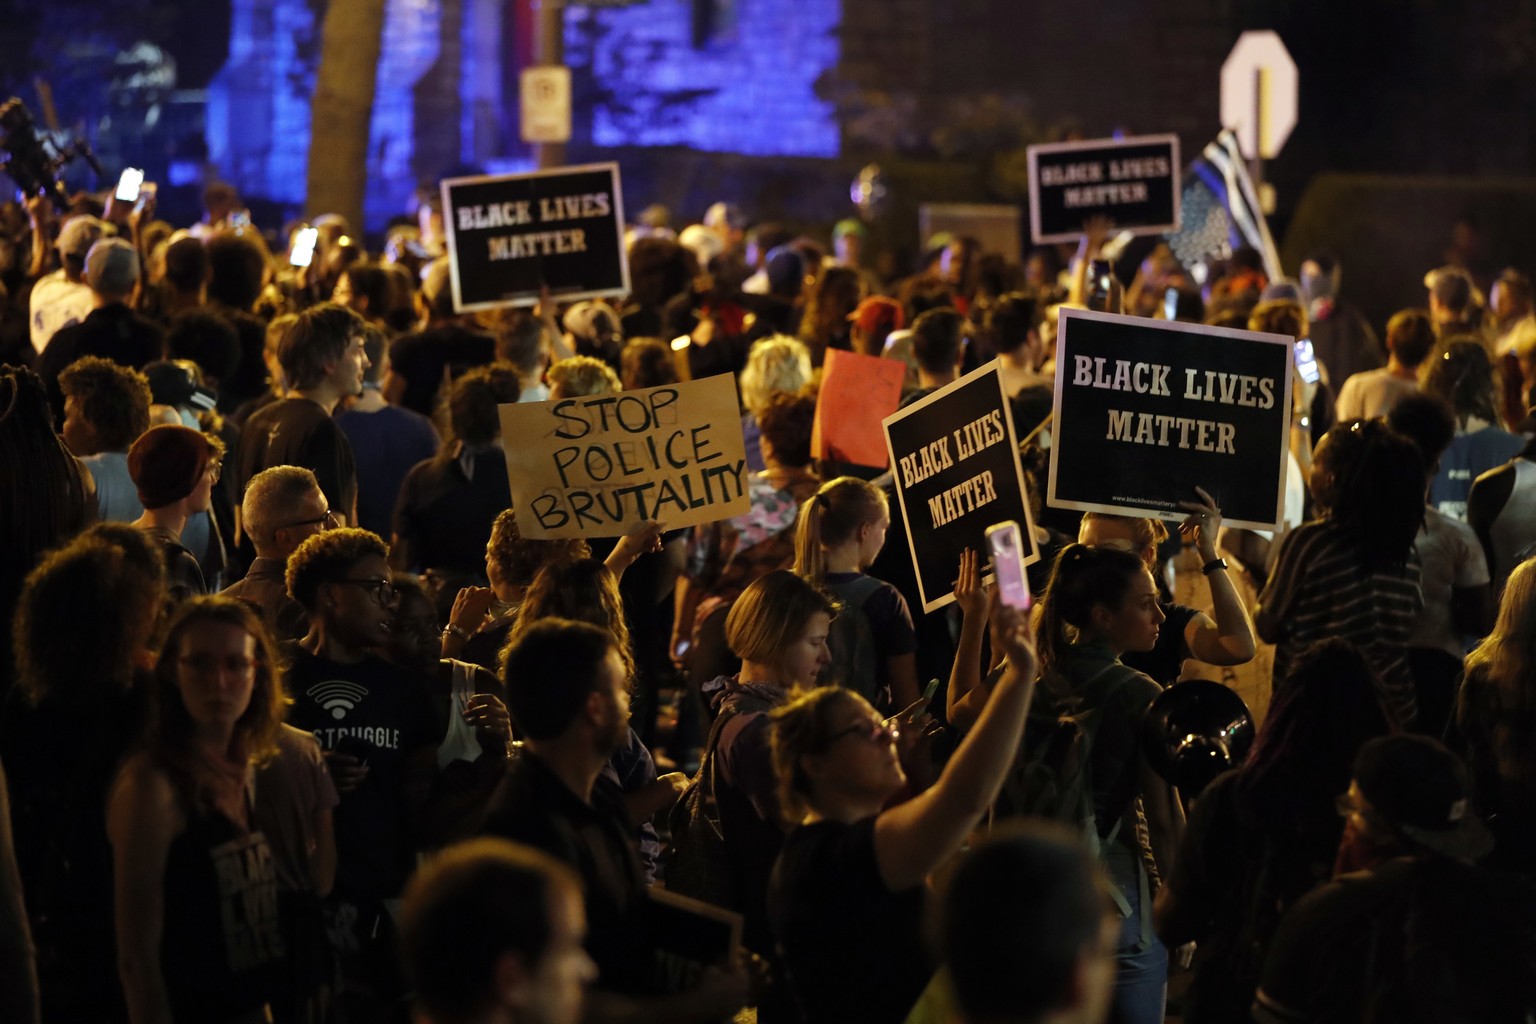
765,601,1037,1024
109,597,288,1023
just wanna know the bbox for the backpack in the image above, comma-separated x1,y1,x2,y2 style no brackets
999,660,1147,921
819,574,886,709
665,688,779,909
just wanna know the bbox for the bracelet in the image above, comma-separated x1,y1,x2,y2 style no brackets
1201,557,1229,576
443,624,472,642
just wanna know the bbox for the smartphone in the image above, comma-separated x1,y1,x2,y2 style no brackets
1164,286,1180,321
1294,338,1321,385
985,520,1033,610
1087,259,1113,309
229,210,251,229
115,168,144,202
922,677,941,704
333,735,375,767
290,226,319,268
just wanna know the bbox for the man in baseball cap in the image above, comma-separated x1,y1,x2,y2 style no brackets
1254,736,1536,1023
36,237,166,421
28,213,109,354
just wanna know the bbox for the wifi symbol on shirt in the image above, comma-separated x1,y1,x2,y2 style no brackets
308,680,369,720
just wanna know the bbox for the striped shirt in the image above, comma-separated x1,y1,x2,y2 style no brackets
1259,520,1423,725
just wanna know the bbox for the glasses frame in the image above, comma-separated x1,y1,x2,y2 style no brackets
330,577,398,606
826,718,901,748
280,509,339,531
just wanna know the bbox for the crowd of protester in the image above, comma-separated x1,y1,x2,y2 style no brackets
0,176,1534,1024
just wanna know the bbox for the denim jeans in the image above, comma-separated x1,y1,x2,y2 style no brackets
1106,843,1169,1024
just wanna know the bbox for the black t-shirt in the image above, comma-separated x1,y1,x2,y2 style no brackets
479,753,652,993
392,449,511,576
1256,857,1536,1024
38,303,165,420
1161,770,1340,1024
768,816,932,1024
1121,599,1198,687
236,398,359,527
387,324,495,416
281,644,436,899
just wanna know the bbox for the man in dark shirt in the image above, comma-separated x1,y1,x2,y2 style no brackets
1255,735,1536,1024
479,619,748,1024
391,364,517,585
282,527,438,1020
38,238,165,420
223,464,335,639
383,259,496,417
399,838,596,1024
235,303,367,550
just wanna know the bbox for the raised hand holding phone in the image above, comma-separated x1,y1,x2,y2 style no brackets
985,520,1033,611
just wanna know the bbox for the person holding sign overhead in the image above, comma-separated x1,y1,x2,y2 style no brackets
1078,487,1256,687
793,478,919,715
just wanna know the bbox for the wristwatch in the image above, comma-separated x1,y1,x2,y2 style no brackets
1201,557,1229,576
443,623,472,642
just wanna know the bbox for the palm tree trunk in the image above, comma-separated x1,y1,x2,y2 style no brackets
305,0,388,232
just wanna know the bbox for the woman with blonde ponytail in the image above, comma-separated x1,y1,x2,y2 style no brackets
793,476,918,712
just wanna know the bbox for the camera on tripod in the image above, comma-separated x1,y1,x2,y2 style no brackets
0,97,102,211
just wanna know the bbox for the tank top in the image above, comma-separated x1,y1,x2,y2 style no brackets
161,795,286,1021
1488,458,1536,588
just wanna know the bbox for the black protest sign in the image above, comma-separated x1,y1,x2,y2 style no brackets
1027,134,1180,243
440,162,629,312
1047,308,1295,531
643,889,742,994
883,363,1039,613
498,373,750,540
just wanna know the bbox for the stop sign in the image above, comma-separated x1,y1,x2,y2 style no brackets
1220,31,1298,160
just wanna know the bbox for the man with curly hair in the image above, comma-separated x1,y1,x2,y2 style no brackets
283,527,439,1020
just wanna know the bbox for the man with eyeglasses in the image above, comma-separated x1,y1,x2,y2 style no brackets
1255,735,1536,1023
283,527,440,1022
223,464,337,639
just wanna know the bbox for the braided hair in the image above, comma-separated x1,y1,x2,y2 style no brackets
1314,419,1425,572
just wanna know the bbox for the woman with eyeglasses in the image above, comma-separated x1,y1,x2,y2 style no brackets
764,603,1036,1024
108,596,288,1023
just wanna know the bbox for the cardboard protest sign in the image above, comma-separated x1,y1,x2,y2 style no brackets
499,373,750,540
1027,134,1180,243
440,162,628,312
883,363,1039,613
812,348,906,468
643,889,742,994
1047,308,1294,531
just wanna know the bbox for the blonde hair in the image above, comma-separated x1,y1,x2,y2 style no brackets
1460,557,1536,785
547,355,621,399
725,570,837,669
739,335,812,416
1080,511,1168,554
769,686,868,826
792,476,888,584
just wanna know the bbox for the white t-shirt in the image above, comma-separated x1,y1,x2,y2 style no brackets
29,269,93,353
1411,506,1491,660
1334,367,1419,422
